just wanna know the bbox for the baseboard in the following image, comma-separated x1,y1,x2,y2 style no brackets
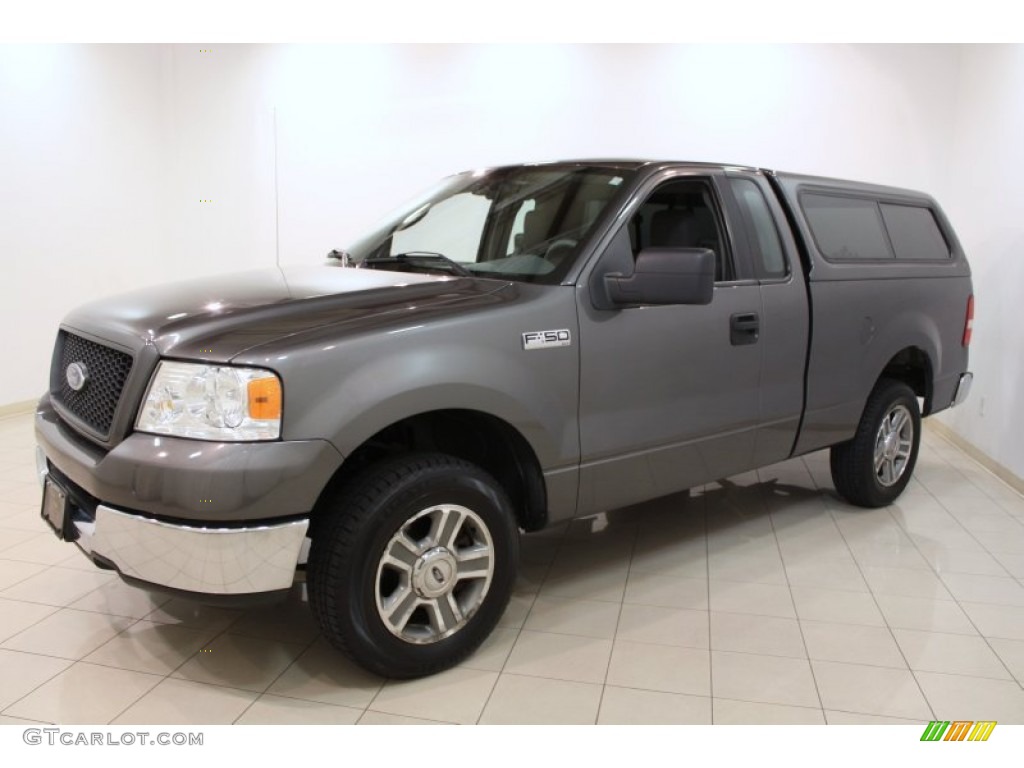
0,400,35,420
928,420,1024,496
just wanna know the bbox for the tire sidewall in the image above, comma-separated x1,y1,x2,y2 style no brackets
863,383,922,505
332,462,517,677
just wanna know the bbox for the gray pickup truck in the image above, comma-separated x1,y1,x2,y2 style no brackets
35,160,974,678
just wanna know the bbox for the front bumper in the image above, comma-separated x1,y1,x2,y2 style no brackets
35,395,343,597
72,502,308,596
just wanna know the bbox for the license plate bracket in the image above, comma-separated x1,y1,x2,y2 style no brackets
41,478,71,540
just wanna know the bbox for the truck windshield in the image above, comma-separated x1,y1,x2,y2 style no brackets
346,166,635,284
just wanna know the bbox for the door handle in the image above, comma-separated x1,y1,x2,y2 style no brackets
730,312,760,346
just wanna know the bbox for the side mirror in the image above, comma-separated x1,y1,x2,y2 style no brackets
604,247,715,307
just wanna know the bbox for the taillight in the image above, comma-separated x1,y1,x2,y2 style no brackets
963,294,974,347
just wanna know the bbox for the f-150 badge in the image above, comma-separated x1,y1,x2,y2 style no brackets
522,329,571,350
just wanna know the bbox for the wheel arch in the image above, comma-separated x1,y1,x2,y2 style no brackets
311,408,550,534
874,345,935,415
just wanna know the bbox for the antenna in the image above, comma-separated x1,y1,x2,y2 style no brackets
273,107,280,266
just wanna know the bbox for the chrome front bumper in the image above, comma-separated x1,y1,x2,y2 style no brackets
37,446,309,596
74,507,309,595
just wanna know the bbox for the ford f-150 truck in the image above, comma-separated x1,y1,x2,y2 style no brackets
34,160,974,678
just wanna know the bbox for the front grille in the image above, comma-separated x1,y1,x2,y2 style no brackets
53,331,134,437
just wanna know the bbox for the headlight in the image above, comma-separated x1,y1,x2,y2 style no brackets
136,361,282,441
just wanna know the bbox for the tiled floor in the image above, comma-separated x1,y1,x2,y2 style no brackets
1,412,1024,725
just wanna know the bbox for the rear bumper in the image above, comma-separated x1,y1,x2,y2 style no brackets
951,372,973,408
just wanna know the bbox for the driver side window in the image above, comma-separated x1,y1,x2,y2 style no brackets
628,179,733,282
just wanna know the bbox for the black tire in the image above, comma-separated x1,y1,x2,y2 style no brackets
307,452,519,679
830,378,922,508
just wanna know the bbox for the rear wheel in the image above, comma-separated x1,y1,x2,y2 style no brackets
308,453,518,678
830,379,921,508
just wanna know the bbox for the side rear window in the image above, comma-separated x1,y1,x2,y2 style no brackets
801,193,893,261
879,203,951,260
730,178,788,279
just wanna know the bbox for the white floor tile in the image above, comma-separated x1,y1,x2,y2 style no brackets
2,607,134,659
523,594,621,639
713,697,825,724
606,640,710,696
0,597,57,642
992,553,1024,579
0,532,81,566
1,565,116,606
783,560,870,592
801,621,907,668
503,629,612,684
874,594,979,636
988,637,1024,684
0,648,71,710
616,603,709,649
0,527,39,554
708,580,795,619
960,602,1024,641
7,662,161,724
540,560,629,602
708,550,789,585
84,620,216,675
357,710,451,725
114,678,258,725
370,667,498,724
710,612,805,658
459,626,520,672
623,571,708,610
599,685,711,724
266,638,384,709
235,693,362,725
480,674,602,724
711,651,819,708
70,579,170,619
892,629,1013,680
171,633,306,692
790,586,886,626
915,671,1024,722
811,660,932,720
824,710,927,724
940,573,1024,607
860,566,954,601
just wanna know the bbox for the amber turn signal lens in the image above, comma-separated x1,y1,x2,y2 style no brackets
247,377,282,420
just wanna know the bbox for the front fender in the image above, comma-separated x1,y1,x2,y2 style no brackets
318,344,578,468
257,287,582,471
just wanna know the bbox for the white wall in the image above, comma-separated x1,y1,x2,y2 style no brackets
0,45,165,404
267,44,960,262
936,45,1024,480
3,43,1016,480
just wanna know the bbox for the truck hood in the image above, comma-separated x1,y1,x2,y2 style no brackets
62,264,511,362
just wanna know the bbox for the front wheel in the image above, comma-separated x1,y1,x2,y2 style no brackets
830,379,922,508
307,453,519,678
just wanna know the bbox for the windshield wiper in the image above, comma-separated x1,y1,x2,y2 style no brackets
363,251,473,277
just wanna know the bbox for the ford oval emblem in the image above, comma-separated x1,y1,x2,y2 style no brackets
66,362,88,391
